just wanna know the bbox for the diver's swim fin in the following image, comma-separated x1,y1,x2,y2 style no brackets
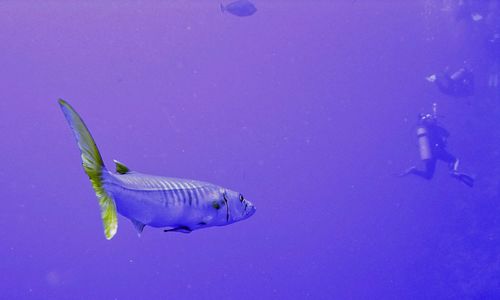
451,172,474,188
396,166,417,177
58,99,118,240
459,174,474,188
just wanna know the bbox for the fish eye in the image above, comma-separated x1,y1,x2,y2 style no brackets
239,194,244,202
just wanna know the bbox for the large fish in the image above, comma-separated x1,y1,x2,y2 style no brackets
58,99,256,239
220,0,257,17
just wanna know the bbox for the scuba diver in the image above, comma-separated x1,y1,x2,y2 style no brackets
487,33,500,89
399,103,474,187
455,0,475,22
455,0,485,22
426,67,474,98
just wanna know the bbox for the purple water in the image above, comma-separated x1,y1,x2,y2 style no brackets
1,1,500,299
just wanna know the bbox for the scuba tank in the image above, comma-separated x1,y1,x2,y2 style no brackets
416,105,437,161
417,123,432,160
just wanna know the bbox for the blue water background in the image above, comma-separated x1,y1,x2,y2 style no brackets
1,1,500,299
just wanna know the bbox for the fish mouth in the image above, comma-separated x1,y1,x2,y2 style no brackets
244,204,256,218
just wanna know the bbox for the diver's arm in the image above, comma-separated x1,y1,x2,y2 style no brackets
434,75,453,95
437,126,450,138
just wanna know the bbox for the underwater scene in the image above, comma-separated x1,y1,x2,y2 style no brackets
2,0,500,299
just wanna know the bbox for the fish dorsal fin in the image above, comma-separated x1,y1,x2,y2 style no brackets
113,160,130,174
130,219,145,236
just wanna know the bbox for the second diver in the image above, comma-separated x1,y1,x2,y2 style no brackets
426,67,474,98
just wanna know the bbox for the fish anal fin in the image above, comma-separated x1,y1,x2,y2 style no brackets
164,226,192,234
130,219,145,236
113,160,130,174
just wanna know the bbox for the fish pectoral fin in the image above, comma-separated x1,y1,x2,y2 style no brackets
130,219,145,236
113,159,130,174
163,226,192,234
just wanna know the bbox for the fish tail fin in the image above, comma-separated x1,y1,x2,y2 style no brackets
58,99,118,240
220,3,225,12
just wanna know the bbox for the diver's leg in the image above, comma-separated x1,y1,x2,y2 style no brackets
422,159,436,179
441,151,474,187
436,149,456,170
399,159,436,180
489,63,499,88
450,156,459,172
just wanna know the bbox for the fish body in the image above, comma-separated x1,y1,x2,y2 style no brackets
221,0,257,17
104,172,245,230
59,99,255,239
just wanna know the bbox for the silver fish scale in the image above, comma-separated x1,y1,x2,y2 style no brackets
113,172,214,192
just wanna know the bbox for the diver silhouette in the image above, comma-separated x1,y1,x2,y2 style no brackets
399,103,474,187
487,33,500,89
426,67,474,98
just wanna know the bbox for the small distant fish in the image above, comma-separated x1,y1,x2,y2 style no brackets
471,13,483,22
221,0,257,17
58,99,256,239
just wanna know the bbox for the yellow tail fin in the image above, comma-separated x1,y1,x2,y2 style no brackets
58,99,118,240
